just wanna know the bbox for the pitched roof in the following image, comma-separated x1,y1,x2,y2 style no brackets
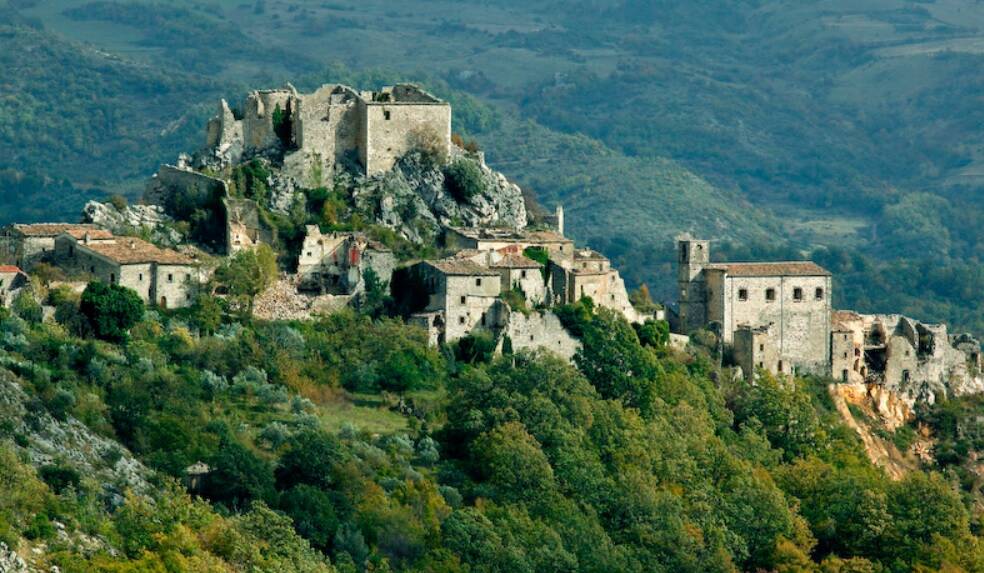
425,259,500,276
706,261,830,277
63,228,114,240
80,236,195,265
0,265,23,274
490,253,542,269
12,223,100,237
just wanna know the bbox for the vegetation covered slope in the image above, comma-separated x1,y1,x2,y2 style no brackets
3,281,984,571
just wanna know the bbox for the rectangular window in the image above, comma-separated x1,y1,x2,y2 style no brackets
168,273,174,283
793,287,803,301
738,288,748,301
383,110,391,120
765,288,776,302
778,360,783,372
841,369,849,382
521,270,527,279
759,344,764,352
815,287,824,300
475,278,482,287
139,273,143,281
458,316,465,325
460,295,466,304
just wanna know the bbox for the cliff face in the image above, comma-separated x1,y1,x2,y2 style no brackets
829,382,933,480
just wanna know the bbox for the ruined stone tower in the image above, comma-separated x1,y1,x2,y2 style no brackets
676,237,709,334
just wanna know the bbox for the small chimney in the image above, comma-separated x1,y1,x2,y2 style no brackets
83,232,91,245
555,204,565,236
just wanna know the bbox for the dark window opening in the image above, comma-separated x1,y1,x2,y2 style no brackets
168,273,174,283
383,110,391,120
902,369,911,383
778,360,783,372
460,295,466,304
841,369,849,382
815,287,824,300
793,287,803,301
738,288,748,301
766,288,776,301
458,316,465,325
475,278,482,287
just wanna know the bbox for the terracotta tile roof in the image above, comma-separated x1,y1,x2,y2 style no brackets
12,223,100,237
0,265,23,274
706,261,830,277
490,253,542,269
425,259,500,276
63,228,114,240
80,236,195,265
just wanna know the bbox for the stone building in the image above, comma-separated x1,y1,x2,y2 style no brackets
550,248,645,322
408,258,502,344
733,324,786,380
0,223,108,270
445,227,574,266
450,248,546,306
54,232,200,309
296,226,395,295
0,266,28,309
204,83,451,181
831,311,983,402
676,237,832,375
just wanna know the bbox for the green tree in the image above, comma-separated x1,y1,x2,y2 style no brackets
444,158,486,203
360,267,392,319
79,281,144,342
213,244,278,316
280,484,339,551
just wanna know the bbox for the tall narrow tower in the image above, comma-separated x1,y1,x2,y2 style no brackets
676,237,709,334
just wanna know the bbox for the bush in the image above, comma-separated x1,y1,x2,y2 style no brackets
444,158,485,203
46,388,77,422
455,331,497,364
79,282,144,342
11,290,42,325
39,463,81,494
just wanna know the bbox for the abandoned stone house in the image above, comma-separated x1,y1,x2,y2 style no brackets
54,232,201,309
206,83,452,181
296,225,395,295
831,311,983,402
405,254,580,359
445,227,574,266
224,197,275,255
451,248,547,305
0,223,107,270
675,237,833,376
550,248,645,322
408,258,503,344
0,265,28,309
734,324,783,380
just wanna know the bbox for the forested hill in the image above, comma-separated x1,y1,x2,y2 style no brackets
1,0,982,333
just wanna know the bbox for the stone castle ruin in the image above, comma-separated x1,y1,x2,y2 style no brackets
204,83,451,183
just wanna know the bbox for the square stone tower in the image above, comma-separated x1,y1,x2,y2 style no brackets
676,237,710,334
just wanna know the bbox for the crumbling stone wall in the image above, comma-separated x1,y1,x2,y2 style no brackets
501,308,580,361
358,92,452,176
734,324,782,380
145,165,228,209
243,88,296,157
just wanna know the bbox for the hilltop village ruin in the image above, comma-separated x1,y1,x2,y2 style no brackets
0,82,980,405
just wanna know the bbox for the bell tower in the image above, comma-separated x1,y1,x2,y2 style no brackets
676,237,709,334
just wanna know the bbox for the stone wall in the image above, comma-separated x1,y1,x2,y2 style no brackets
243,88,295,156
501,308,581,361
710,273,832,375
152,264,197,309
676,238,710,334
358,97,452,176
498,267,546,305
734,325,781,380
145,165,228,208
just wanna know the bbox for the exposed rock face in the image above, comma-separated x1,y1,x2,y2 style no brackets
0,543,29,573
350,152,527,243
82,200,183,247
0,366,150,498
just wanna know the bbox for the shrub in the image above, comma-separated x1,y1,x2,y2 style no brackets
39,463,81,494
444,158,485,203
108,194,128,210
46,388,76,422
11,290,42,325
455,331,497,364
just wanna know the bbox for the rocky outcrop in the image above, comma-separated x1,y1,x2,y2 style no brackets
350,151,527,243
82,200,183,247
0,543,29,573
0,365,150,499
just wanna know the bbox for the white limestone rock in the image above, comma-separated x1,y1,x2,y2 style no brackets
82,200,183,247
